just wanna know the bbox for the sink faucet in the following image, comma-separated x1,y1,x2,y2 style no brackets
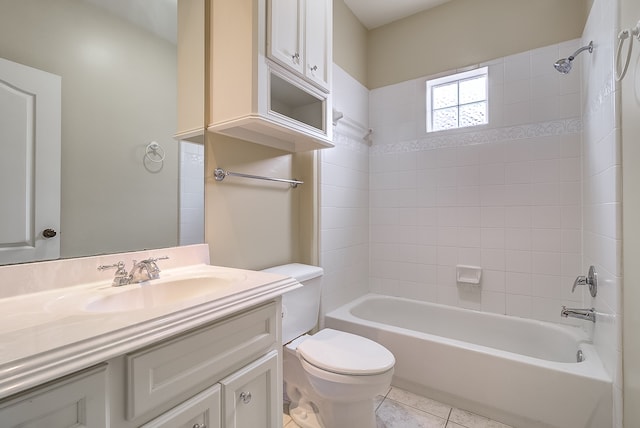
130,257,166,283
561,305,596,323
98,256,169,286
97,261,131,287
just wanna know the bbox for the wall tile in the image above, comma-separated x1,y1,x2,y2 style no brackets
367,41,591,329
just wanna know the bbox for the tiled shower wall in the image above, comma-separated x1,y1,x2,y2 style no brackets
582,0,622,425
318,65,370,320
369,40,586,323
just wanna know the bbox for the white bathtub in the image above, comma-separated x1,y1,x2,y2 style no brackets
324,294,612,428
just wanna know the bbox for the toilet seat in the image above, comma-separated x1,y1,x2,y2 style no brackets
296,328,395,376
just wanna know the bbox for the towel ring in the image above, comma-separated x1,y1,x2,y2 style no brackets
145,141,165,163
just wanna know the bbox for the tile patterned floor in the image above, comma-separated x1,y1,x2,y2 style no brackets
283,387,514,428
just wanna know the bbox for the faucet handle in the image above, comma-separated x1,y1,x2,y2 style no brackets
139,256,169,273
98,261,130,286
572,276,587,292
98,261,127,274
145,256,169,263
571,266,598,297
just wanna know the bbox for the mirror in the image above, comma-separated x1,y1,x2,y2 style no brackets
0,0,201,263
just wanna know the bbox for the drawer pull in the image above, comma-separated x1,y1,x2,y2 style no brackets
192,424,206,428
239,391,252,404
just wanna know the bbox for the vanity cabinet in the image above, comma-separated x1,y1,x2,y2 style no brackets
176,0,333,152
0,364,107,428
268,0,331,91
0,300,282,428
123,300,280,427
126,301,277,420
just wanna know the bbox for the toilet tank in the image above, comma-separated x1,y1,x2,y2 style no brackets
262,263,323,344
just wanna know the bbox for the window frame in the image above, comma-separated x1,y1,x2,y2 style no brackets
426,66,489,133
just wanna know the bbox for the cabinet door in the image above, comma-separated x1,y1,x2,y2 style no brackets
268,0,304,75
304,0,330,90
139,385,221,428
0,364,107,428
220,351,280,428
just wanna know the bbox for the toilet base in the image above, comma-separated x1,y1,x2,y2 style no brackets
284,347,387,428
287,398,323,428
287,395,378,428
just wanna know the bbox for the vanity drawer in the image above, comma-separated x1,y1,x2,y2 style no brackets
126,301,277,420
0,364,107,428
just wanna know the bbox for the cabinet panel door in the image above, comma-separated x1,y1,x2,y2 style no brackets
139,385,221,428
221,351,280,428
304,0,330,90
126,302,277,420
268,0,304,74
0,364,107,428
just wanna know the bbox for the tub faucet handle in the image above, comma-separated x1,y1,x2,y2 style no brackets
571,265,597,297
572,276,587,291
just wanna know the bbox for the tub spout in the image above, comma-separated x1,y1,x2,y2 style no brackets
561,306,596,323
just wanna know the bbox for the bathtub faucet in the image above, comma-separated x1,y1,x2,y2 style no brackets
560,306,596,323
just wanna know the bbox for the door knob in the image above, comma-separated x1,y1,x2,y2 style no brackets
42,229,57,238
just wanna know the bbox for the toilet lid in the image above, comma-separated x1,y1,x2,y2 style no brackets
297,329,395,375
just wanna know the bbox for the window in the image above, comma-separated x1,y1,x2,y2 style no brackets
426,67,488,133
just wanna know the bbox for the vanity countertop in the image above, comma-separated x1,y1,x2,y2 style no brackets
0,262,299,400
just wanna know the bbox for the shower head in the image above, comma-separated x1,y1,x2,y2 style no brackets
554,41,593,74
553,58,573,74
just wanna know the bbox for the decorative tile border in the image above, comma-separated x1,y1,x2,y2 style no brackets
370,118,582,156
332,128,371,154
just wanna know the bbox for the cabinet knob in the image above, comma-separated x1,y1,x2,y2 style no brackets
310,65,318,72
239,391,252,404
291,52,300,63
192,424,206,428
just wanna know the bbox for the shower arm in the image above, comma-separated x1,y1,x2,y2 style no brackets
568,41,594,60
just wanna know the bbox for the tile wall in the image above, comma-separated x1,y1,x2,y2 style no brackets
318,65,371,320
369,40,586,324
582,0,622,425
179,141,205,246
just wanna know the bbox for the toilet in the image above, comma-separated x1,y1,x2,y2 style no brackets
263,264,395,428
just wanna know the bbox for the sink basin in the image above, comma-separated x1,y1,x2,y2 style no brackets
85,276,238,313
46,271,248,314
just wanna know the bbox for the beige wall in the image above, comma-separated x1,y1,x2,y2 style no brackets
367,0,589,88
204,134,316,270
333,0,368,87
622,0,640,425
0,0,178,258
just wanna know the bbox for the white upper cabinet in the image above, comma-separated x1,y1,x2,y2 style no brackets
268,0,331,91
176,0,333,151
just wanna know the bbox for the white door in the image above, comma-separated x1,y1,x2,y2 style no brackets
0,57,61,265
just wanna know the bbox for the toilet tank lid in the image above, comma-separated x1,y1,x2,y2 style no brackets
262,263,323,282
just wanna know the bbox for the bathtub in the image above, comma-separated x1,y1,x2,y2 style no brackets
324,294,612,428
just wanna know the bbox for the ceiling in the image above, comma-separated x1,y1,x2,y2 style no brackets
85,0,177,43
86,0,452,41
344,0,453,29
